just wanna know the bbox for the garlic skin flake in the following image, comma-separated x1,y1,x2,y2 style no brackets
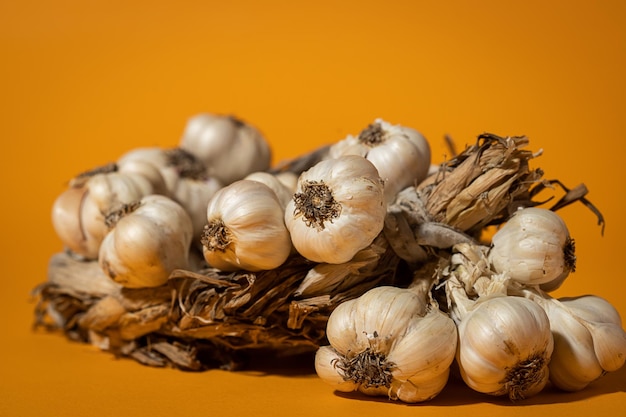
449,287,554,400
202,179,292,272
488,207,576,287
179,113,271,185
329,118,431,203
285,155,386,264
315,286,457,403
99,195,194,288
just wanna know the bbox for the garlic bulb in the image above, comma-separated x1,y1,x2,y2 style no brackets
99,194,193,288
52,169,156,259
284,155,386,264
447,276,553,400
244,171,294,209
517,288,626,391
315,286,457,403
179,113,271,185
201,179,292,271
328,118,431,203
488,207,576,288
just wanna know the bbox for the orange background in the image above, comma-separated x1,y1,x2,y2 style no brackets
1,1,625,416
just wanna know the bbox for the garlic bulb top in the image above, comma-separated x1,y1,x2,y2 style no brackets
201,179,292,271
315,286,457,403
328,118,431,203
488,207,576,287
284,155,386,264
179,113,271,185
98,194,194,288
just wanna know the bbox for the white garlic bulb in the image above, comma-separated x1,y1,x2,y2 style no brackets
201,179,292,271
488,207,576,288
179,113,271,185
447,277,554,400
99,194,194,288
315,286,457,403
51,170,157,260
519,289,626,391
328,118,431,203
284,155,386,264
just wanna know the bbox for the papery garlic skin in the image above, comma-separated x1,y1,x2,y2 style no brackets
202,179,292,271
454,296,554,400
99,195,193,288
488,207,575,287
315,286,457,403
179,113,271,185
51,171,157,260
285,155,386,264
328,118,431,203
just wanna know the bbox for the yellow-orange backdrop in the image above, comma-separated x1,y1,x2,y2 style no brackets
1,1,625,416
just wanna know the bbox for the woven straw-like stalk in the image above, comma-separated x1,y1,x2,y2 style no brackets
33,133,601,370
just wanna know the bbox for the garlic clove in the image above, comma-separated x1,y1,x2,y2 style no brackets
391,369,451,403
556,295,626,373
324,298,363,355
314,346,359,393
584,321,626,372
547,306,605,391
387,308,456,382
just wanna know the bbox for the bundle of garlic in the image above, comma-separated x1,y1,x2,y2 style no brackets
34,113,619,404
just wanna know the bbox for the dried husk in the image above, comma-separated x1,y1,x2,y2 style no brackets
34,132,601,371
